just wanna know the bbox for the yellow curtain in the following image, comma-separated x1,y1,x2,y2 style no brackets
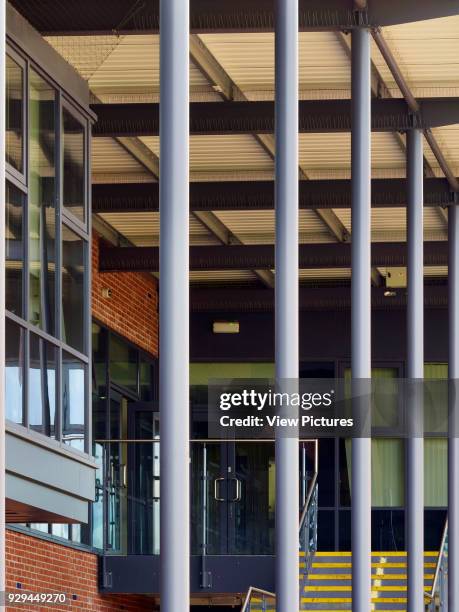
424,363,447,507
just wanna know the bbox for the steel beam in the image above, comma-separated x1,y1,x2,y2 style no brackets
92,178,456,213
189,285,449,312
351,25,372,612
0,0,5,596
274,0,299,610
406,129,424,612
91,98,459,137
159,0,189,610
449,203,459,611
10,0,459,34
99,241,449,272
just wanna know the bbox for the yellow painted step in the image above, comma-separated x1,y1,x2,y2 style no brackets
303,573,434,580
310,562,436,568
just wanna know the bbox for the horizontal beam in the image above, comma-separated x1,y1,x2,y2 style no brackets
11,0,459,34
190,285,448,312
91,99,459,137
92,178,456,213
99,241,448,272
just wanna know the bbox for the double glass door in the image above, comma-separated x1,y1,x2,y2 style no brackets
102,396,315,556
191,441,316,556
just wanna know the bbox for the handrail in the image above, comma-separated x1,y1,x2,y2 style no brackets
241,587,276,612
299,471,318,532
425,518,448,603
241,470,319,610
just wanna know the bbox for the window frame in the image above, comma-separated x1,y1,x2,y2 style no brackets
5,46,27,184
5,40,92,454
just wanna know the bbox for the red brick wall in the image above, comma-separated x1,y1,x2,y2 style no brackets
92,232,158,356
6,530,155,611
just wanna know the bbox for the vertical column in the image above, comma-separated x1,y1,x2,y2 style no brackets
351,26,372,612
449,202,459,610
274,0,299,611
406,128,424,612
159,0,189,610
0,0,6,596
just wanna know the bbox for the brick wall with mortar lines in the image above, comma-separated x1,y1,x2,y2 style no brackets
6,530,155,611
92,232,158,356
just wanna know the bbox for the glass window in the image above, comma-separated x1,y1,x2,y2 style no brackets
63,107,85,224
140,359,154,401
110,334,138,394
51,524,69,539
92,324,108,441
29,333,56,438
6,182,24,316
29,70,56,335
62,225,85,353
62,351,85,451
6,54,24,173
5,319,25,424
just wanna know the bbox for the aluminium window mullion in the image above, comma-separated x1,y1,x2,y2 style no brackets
56,89,62,442
85,116,92,454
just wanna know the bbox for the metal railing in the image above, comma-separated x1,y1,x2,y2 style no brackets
241,472,319,611
241,587,276,612
425,519,448,611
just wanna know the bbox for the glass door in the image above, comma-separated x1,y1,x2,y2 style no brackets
127,404,160,554
105,389,128,553
191,441,316,555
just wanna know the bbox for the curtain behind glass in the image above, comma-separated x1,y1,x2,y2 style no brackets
425,363,447,507
344,368,403,507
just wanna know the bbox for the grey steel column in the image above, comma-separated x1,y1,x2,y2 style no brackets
159,0,189,610
0,0,6,595
406,128,424,612
274,0,299,610
351,26,372,612
449,202,459,611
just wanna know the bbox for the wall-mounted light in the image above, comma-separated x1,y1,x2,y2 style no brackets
213,321,240,334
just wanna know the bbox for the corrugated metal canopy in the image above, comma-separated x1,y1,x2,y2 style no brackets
41,14,459,287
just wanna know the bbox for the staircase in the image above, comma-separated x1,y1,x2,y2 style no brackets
300,550,438,611
242,482,447,611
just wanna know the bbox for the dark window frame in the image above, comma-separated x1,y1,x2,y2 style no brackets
5,39,91,454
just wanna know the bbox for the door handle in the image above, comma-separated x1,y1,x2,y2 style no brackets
229,477,242,502
214,477,225,501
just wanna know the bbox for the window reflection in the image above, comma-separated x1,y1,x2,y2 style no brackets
29,70,56,335
62,225,85,353
62,351,85,451
63,107,85,223
5,319,25,424
29,333,56,437
110,334,138,394
6,55,23,173
6,183,24,316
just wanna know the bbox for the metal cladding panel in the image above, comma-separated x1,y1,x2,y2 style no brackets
47,35,216,102
198,32,350,100
424,126,459,177
299,132,406,179
373,17,459,98
213,210,332,244
99,212,218,247
335,207,448,242
92,138,151,181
